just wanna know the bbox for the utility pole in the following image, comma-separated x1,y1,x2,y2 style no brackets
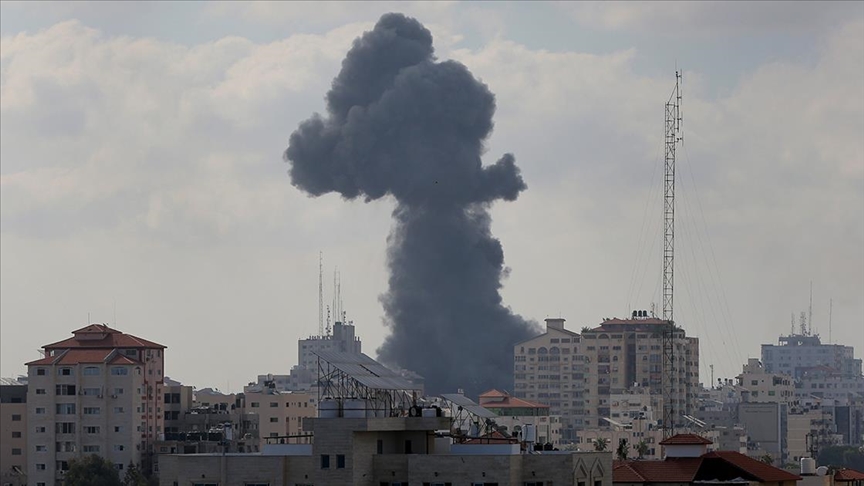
662,71,683,439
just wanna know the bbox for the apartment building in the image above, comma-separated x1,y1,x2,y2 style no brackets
762,333,862,379
736,358,796,404
478,389,563,446
25,324,166,483
513,317,586,441
581,313,699,429
1,377,27,485
245,389,316,443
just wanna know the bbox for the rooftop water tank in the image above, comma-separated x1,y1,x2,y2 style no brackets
800,457,816,475
319,398,339,418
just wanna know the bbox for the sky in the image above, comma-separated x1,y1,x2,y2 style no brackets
1,1,862,393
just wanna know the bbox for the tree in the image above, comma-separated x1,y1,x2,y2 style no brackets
616,438,629,460
760,454,774,465
123,462,149,486
634,439,649,459
594,437,609,452
64,455,122,486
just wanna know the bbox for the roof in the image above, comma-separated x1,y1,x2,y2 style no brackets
701,451,802,482
27,348,142,366
613,451,802,483
836,469,864,481
659,433,713,445
440,393,497,419
0,377,26,386
478,389,550,410
42,324,166,350
613,458,703,482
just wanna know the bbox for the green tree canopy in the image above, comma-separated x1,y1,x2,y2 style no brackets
594,437,609,452
65,455,122,486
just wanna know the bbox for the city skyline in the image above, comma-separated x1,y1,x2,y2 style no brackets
1,1,863,392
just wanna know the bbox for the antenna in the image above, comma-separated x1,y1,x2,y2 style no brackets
828,298,833,344
318,252,324,337
113,300,116,327
791,313,795,335
662,70,683,439
325,305,331,336
808,281,814,336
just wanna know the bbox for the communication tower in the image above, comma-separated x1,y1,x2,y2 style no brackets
662,71,683,439
319,252,324,337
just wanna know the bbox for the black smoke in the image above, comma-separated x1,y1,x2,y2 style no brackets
285,13,539,397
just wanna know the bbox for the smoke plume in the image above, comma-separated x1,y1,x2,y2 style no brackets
285,13,538,397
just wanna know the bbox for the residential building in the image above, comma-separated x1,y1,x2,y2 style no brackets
245,388,316,444
736,358,796,404
158,414,613,486
478,388,563,446
513,317,586,442
1,377,27,485
580,313,700,429
25,324,166,482
612,433,802,485
762,333,862,380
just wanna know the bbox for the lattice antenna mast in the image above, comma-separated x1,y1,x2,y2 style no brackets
662,71,683,440
663,71,682,323
318,252,324,337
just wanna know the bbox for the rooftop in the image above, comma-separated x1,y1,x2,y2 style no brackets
612,450,802,483
42,324,166,351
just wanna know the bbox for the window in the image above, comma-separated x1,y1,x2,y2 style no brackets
12,414,21,421
36,368,46,375
12,431,22,438
36,388,46,395
114,426,123,432
59,367,73,376
83,445,100,452
111,367,129,375
35,445,47,452
337,454,345,468
114,445,125,451
321,454,330,469
11,448,22,455
84,366,100,375
35,426,46,433
36,464,46,470
113,407,125,413
251,402,260,408
84,407,101,415
56,422,75,434
85,426,100,434
270,402,278,408
405,439,413,454
35,407,46,414
269,417,279,423
114,387,124,395
56,404,75,414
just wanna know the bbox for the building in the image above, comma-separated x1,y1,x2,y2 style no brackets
478,388,563,446
737,358,796,404
244,388,316,443
25,324,166,482
1,377,27,485
158,414,613,486
299,321,362,372
613,434,801,486
513,317,586,441
580,313,700,429
762,333,862,380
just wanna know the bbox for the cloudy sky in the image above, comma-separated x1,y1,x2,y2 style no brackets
2,1,862,393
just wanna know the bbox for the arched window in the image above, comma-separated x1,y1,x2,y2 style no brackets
538,347,548,355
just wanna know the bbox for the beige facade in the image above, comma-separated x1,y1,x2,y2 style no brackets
25,324,166,483
736,358,796,404
513,317,586,442
514,315,699,440
246,389,316,444
159,415,613,486
1,379,27,485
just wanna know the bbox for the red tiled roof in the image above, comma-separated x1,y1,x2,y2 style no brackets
701,451,802,482
613,458,703,482
26,349,141,366
478,389,549,410
659,433,713,445
43,324,165,350
836,469,864,481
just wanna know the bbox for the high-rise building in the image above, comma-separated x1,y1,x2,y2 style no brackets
25,324,166,482
580,314,699,429
761,334,862,380
513,318,586,442
1,377,27,485
298,321,361,372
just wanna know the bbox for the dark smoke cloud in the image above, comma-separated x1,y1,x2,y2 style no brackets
285,13,539,397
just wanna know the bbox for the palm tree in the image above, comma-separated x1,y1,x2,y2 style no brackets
634,440,649,459
616,438,629,460
594,437,609,452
